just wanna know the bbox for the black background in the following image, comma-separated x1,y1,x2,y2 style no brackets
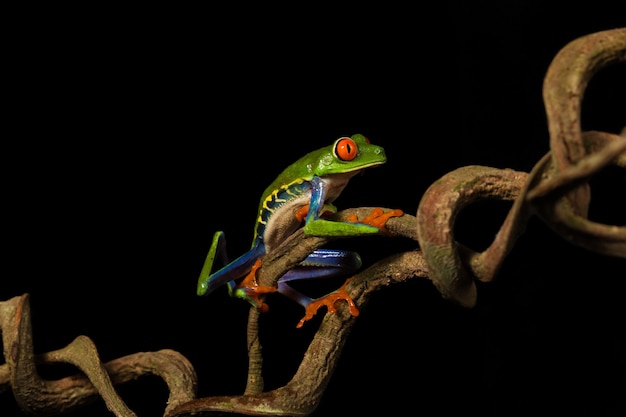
3,3,626,416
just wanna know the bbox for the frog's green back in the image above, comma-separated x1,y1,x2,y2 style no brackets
259,134,385,206
251,134,386,246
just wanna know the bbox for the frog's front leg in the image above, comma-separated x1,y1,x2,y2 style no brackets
303,176,403,237
347,207,404,235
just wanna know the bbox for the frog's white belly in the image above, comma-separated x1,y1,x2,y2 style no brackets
260,173,356,252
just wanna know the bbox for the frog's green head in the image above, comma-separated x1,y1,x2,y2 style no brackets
310,133,386,176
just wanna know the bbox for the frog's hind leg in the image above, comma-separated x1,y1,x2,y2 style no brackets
229,257,278,312
197,232,266,299
276,248,362,328
197,231,231,296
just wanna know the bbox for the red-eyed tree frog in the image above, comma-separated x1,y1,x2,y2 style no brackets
197,134,402,327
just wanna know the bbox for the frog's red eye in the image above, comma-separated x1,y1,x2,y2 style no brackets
335,137,359,161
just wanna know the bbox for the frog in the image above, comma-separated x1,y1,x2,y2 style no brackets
197,134,402,327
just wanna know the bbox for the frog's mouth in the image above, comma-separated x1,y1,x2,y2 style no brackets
335,162,384,178
349,160,386,173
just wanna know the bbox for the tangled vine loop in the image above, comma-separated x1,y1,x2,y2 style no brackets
1,28,625,417
0,294,197,417
415,28,625,309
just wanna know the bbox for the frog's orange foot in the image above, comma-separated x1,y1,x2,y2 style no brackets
348,208,404,235
296,278,360,328
294,205,309,223
295,204,337,222
234,258,277,312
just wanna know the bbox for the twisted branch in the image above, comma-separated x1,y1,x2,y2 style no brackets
533,28,626,255
1,27,624,417
0,294,197,417
169,212,425,416
171,27,625,416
